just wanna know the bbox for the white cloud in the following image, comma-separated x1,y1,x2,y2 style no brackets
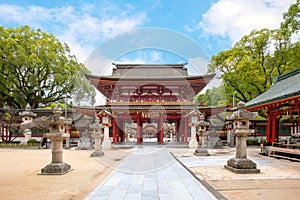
116,50,164,64
199,0,295,44
0,3,147,63
99,13,146,40
116,51,147,64
150,51,162,61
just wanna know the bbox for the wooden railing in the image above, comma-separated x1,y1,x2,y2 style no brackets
268,143,300,161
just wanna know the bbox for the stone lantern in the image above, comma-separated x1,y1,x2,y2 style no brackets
224,101,260,173
97,108,112,150
19,104,37,144
225,121,234,147
40,106,72,175
194,115,210,156
89,116,104,157
187,108,204,148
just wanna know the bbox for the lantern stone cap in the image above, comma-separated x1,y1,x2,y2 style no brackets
186,108,204,117
19,103,37,117
42,105,72,125
197,120,209,127
227,101,258,120
97,108,113,117
197,116,209,127
53,105,64,115
90,117,104,130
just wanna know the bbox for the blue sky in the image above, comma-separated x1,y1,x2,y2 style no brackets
0,0,294,66
0,0,295,104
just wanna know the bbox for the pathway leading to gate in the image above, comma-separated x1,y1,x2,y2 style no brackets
85,147,217,200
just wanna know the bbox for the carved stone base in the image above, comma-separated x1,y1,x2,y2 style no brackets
102,139,111,150
40,163,72,175
91,150,104,157
77,141,93,150
194,148,210,156
189,139,198,148
21,131,32,144
225,158,260,174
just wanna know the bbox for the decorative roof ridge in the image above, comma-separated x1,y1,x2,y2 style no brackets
112,63,188,67
84,73,215,79
274,67,300,84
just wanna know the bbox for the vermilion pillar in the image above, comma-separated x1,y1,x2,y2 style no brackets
112,118,118,144
183,118,188,143
115,119,121,143
266,113,279,143
158,116,164,143
120,121,125,142
273,114,279,143
266,114,272,143
176,120,181,142
136,116,142,144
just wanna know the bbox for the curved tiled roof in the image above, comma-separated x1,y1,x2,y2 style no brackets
110,63,188,78
246,67,300,109
86,63,215,80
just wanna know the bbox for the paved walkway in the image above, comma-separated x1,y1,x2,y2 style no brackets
85,147,217,200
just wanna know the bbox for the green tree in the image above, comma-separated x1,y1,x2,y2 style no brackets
0,26,95,109
280,0,299,37
208,1,300,103
196,86,227,106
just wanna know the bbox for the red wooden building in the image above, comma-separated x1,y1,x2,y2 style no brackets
246,68,300,143
83,63,223,144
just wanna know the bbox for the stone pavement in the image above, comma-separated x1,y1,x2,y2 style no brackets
85,147,218,200
176,148,300,200
179,155,280,168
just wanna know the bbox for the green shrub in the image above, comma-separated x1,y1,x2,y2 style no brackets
11,141,21,144
27,139,39,144
247,138,261,145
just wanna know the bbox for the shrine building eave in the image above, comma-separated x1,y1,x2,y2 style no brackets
246,68,300,111
85,73,215,98
73,105,227,118
85,73,215,82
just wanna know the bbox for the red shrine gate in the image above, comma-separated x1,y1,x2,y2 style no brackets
85,63,217,144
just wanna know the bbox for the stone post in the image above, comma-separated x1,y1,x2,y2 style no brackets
23,129,33,144
102,126,111,149
90,117,104,157
65,138,70,149
19,104,37,144
194,115,210,156
187,108,203,148
224,102,260,173
97,108,112,149
78,130,92,149
40,106,72,175
189,125,198,148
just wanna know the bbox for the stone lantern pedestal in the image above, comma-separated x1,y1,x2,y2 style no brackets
40,106,72,175
97,109,112,150
224,102,260,174
78,130,93,150
189,125,198,148
90,117,104,157
187,109,203,149
194,115,210,156
19,104,37,144
41,133,71,174
91,132,104,157
22,129,33,145
102,126,111,150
